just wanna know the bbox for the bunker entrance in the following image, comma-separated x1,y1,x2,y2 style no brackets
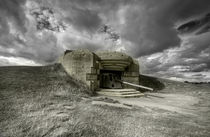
100,70,122,89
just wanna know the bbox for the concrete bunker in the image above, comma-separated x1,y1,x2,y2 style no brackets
59,49,152,94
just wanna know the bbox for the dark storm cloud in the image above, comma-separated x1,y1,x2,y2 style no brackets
44,0,130,33
123,1,179,57
122,0,210,57
0,0,210,81
177,13,210,35
30,7,67,32
45,0,210,57
177,33,210,73
51,0,104,33
0,14,9,38
191,73,206,79
62,36,102,52
1,0,210,55
0,0,27,49
19,31,61,63
141,32,210,81
125,0,210,81
0,0,27,34
0,32,61,64
0,0,64,64
64,7,102,33
173,0,210,19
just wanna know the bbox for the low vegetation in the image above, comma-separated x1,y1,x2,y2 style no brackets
0,64,209,137
139,74,165,91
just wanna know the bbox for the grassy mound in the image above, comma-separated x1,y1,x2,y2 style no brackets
139,74,165,91
0,64,90,137
0,63,89,97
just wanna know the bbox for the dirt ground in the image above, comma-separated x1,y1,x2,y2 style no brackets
91,80,210,137
0,64,210,137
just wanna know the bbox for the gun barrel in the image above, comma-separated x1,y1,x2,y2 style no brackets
117,80,153,91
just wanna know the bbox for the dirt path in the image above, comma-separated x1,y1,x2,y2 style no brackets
91,83,210,137
109,93,200,115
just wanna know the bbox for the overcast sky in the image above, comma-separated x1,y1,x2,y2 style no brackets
0,0,210,82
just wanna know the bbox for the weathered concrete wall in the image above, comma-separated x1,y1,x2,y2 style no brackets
61,49,99,92
122,59,140,89
96,51,132,71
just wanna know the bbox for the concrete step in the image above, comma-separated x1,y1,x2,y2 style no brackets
97,89,144,98
99,88,136,92
120,93,144,98
98,92,144,98
98,91,140,95
120,91,142,95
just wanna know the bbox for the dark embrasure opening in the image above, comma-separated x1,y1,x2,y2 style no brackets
100,70,122,89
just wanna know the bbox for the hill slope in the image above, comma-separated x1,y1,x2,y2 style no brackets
0,64,210,137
